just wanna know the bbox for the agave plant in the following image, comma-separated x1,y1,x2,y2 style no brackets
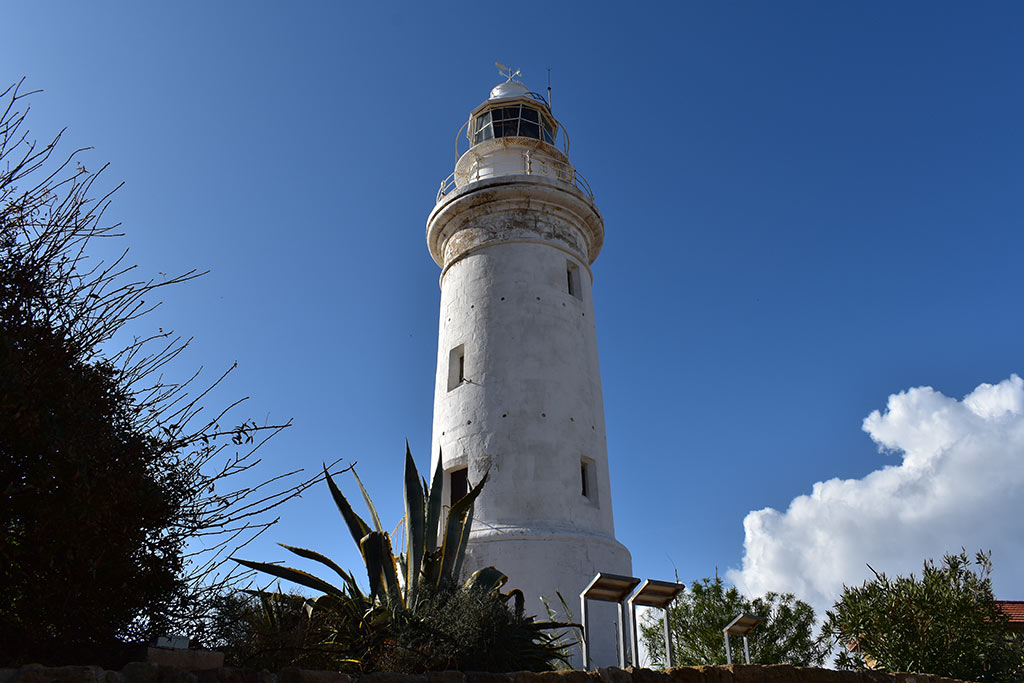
232,445,570,671
234,444,487,609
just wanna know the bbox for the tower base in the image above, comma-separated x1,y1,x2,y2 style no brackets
463,528,633,668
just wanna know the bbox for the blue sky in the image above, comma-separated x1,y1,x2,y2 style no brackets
5,2,1023,617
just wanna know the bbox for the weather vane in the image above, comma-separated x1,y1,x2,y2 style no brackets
496,61,521,82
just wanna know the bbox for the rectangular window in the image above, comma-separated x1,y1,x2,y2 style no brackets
567,260,581,299
447,344,465,391
581,457,598,504
450,466,469,506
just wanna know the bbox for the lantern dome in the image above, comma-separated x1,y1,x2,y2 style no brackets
489,80,530,100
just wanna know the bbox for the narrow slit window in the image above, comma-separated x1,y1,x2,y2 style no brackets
450,467,469,506
581,457,598,505
447,344,466,391
567,261,581,299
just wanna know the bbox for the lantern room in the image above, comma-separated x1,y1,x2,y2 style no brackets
437,77,592,203
471,80,558,146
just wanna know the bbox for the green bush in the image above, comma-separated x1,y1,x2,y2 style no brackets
821,550,1024,682
208,590,343,669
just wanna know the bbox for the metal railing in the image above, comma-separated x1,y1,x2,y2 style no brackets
437,172,457,202
436,156,594,204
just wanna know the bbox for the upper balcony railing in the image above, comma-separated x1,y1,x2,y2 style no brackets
436,153,594,204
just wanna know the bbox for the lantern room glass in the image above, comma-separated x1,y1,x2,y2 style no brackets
473,104,556,145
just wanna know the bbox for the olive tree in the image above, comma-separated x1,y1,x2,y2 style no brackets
639,575,823,667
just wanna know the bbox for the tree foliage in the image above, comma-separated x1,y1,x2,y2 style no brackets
640,575,823,668
821,550,1024,681
0,80,329,665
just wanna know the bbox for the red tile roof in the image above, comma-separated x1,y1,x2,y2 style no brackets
996,600,1024,626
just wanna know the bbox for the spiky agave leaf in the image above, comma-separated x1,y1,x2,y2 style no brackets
359,531,403,608
279,543,365,598
464,566,508,592
424,452,445,552
451,498,475,582
437,471,487,586
231,557,346,600
323,464,371,549
402,443,425,606
353,469,384,534
464,567,528,616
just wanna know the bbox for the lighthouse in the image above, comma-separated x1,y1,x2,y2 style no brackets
426,72,632,665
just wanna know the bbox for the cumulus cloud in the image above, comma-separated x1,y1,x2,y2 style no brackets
728,374,1024,617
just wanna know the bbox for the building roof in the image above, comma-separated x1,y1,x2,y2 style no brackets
996,600,1024,629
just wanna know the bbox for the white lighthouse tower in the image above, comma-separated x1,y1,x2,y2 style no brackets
427,72,632,665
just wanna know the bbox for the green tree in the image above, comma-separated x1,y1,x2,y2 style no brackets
0,80,321,665
640,576,823,668
820,550,1024,682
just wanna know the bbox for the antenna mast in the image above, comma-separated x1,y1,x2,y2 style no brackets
547,68,552,109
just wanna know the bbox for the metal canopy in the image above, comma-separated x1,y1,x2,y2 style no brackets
723,613,764,665
629,579,684,668
724,613,763,637
580,573,640,669
582,572,640,603
630,579,684,608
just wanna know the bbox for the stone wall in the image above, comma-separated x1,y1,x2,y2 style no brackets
0,664,971,683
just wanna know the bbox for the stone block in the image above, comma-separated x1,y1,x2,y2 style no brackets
14,666,104,683
635,669,676,683
425,672,463,683
596,667,631,683
507,671,548,683
510,672,547,683
532,671,597,683
120,662,196,683
665,667,705,683
279,669,354,683
193,668,257,683
694,667,733,683
145,651,223,672
723,666,764,683
357,673,421,683
832,672,861,683
893,675,943,683
463,673,509,683
761,666,798,683
794,668,840,683
856,671,889,683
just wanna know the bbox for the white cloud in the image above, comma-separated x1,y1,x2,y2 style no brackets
728,374,1024,618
